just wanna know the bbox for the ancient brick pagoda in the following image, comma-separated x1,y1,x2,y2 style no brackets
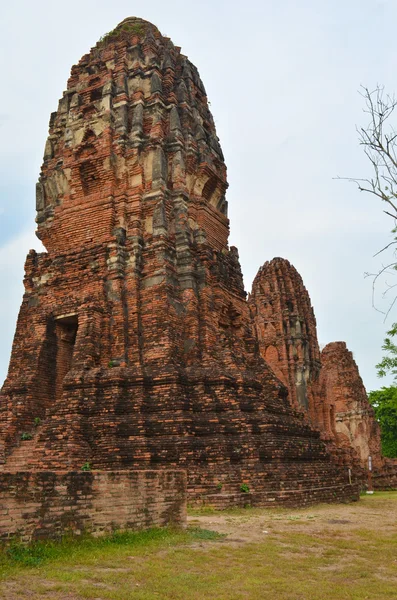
320,342,382,468
0,18,360,506
249,258,323,422
249,257,386,473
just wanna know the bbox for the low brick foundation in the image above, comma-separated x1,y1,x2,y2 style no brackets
0,470,186,543
195,483,359,509
373,459,397,490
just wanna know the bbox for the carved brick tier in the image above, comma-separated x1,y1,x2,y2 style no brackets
0,18,358,505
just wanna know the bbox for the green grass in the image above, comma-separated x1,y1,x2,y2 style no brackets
0,493,396,599
187,504,259,516
0,527,223,572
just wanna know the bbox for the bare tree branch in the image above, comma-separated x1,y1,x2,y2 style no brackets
373,241,397,257
338,85,397,317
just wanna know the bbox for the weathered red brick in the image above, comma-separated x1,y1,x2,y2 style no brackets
0,18,361,507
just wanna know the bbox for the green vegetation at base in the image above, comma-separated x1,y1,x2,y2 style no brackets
0,527,224,572
0,493,396,599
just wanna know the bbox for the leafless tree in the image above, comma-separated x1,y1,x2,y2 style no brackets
337,85,397,319
342,85,397,220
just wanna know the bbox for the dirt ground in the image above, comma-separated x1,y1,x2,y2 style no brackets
0,493,396,599
187,493,397,545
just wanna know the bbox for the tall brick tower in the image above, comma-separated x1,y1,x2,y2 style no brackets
0,18,357,505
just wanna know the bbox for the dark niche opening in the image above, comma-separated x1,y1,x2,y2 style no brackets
54,315,78,401
286,300,294,312
79,159,100,195
90,87,103,102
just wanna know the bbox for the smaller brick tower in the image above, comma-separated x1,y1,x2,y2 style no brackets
249,258,326,429
249,258,386,472
320,342,382,468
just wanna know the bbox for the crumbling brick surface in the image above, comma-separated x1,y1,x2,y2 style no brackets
373,458,397,489
320,342,382,468
0,470,186,543
250,258,386,476
249,258,323,422
0,18,359,506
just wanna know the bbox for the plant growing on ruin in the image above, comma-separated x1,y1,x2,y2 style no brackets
98,22,146,47
81,462,92,472
240,483,250,494
34,417,41,427
20,432,33,441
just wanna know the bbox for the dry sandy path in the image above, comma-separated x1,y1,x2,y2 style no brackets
187,493,397,545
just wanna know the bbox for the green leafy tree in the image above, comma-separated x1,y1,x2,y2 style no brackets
368,386,397,458
376,322,397,379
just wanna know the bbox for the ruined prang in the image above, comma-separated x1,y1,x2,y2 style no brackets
250,257,384,471
0,18,357,506
320,342,382,468
249,258,324,425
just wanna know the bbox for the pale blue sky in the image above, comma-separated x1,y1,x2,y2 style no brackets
1,0,396,390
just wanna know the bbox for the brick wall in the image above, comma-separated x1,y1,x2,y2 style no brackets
373,459,397,490
0,470,186,543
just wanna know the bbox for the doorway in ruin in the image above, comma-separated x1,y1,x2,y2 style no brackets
54,315,78,401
